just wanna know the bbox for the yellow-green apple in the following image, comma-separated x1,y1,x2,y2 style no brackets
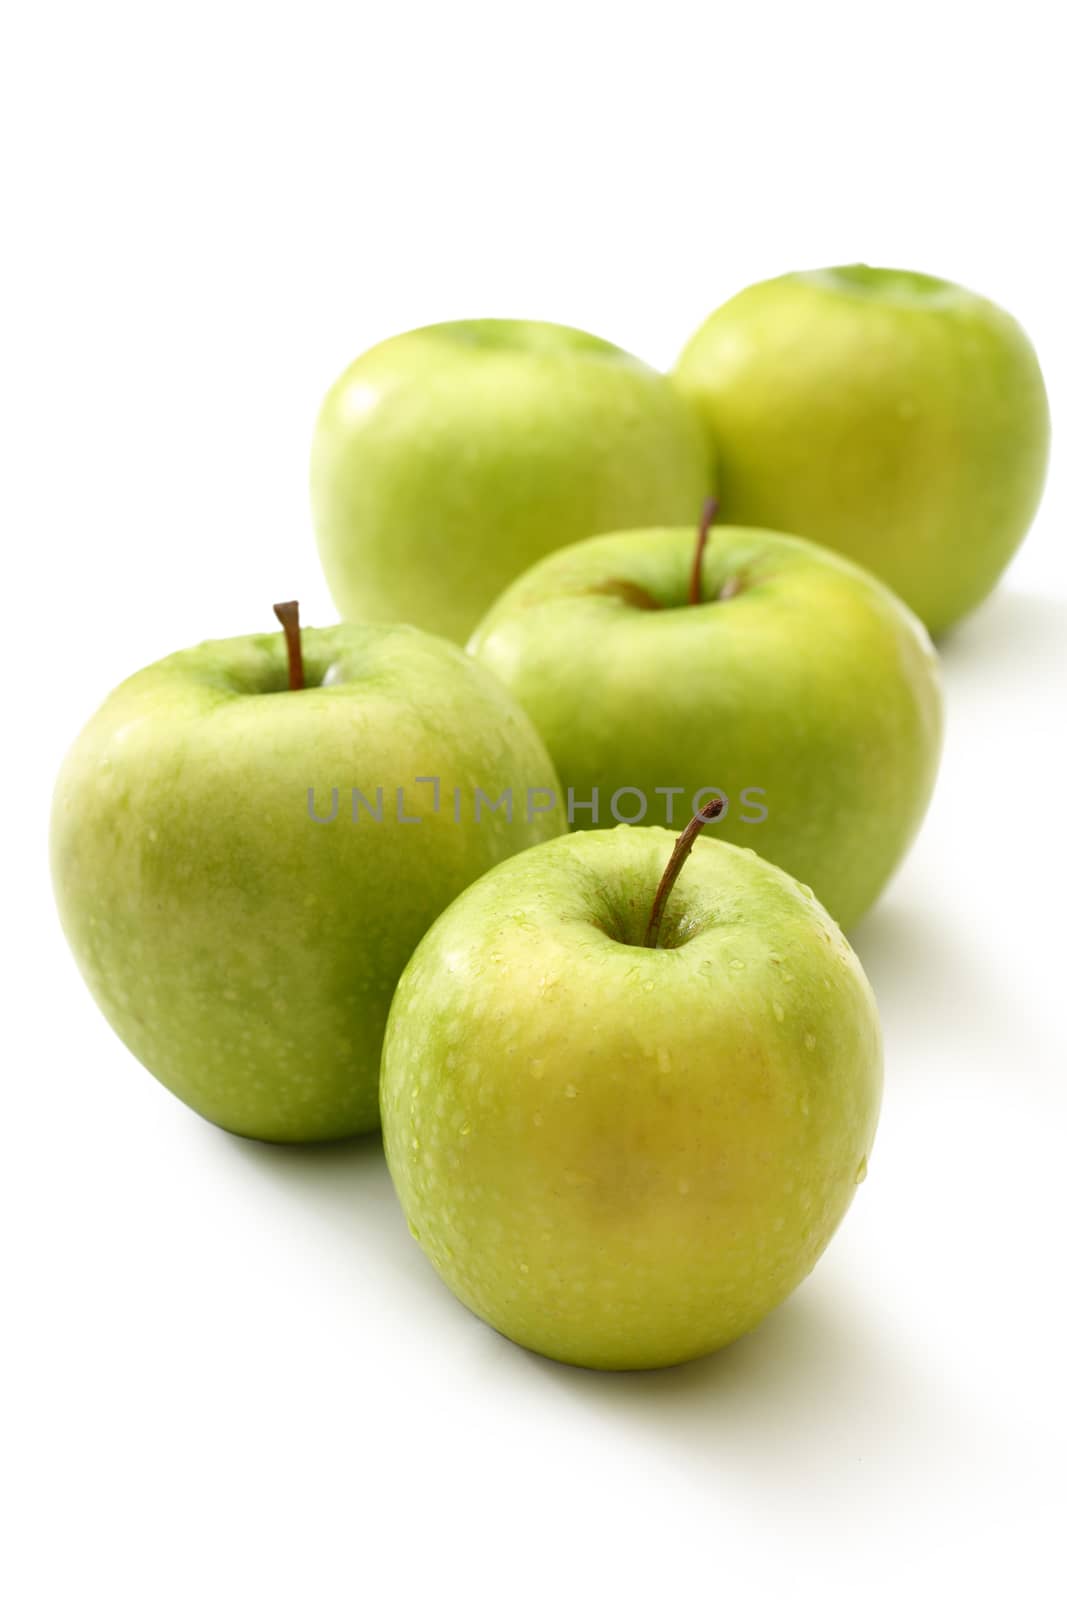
673,265,1050,635
310,318,712,643
468,511,942,929
381,816,882,1370
51,607,565,1142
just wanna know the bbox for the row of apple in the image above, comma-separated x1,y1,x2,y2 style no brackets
51,265,1048,1369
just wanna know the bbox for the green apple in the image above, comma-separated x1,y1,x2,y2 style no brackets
381,822,882,1370
310,318,712,643
468,517,943,929
673,265,1050,635
51,611,565,1142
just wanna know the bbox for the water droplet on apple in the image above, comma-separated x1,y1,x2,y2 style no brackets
855,1156,868,1185
805,1034,817,1050
564,1083,578,1099
730,959,745,970
772,1000,785,1022
459,1122,471,1137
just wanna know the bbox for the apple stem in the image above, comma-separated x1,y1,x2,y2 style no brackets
273,600,305,691
642,797,725,949
688,498,720,605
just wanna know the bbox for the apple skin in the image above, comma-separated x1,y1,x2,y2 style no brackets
468,524,942,930
310,318,712,643
673,265,1050,635
381,826,882,1371
51,623,565,1142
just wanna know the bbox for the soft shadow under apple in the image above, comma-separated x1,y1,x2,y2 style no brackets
851,897,1050,1081
512,1279,979,1497
936,586,1066,678
221,1126,424,1278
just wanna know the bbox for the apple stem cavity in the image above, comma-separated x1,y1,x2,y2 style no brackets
688,497,720,605
642,797,725,949
273,600,305,691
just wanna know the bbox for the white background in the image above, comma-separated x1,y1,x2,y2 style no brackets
4,5,1065,1596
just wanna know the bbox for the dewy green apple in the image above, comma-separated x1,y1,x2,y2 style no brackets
469,507,943,929
674,264,1050,634
51,605,565,1141
310,317,712,643
381,816,882,1370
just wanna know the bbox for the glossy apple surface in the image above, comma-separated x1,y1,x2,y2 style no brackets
469,524,942,929
51,623,564,1141
311,318,712,642
381,827,882,1370
674,265,1050,634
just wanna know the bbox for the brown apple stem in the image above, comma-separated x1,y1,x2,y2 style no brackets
687,497,720,605
273,600,305,690
642,797,725,949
